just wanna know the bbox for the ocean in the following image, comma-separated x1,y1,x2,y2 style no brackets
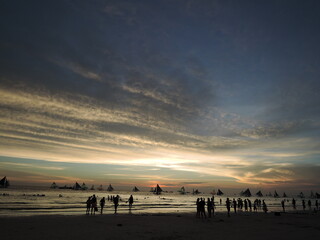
0,186,316,216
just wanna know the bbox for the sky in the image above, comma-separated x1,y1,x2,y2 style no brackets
1,0,320,192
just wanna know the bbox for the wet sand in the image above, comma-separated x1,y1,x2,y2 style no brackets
1,212,320,240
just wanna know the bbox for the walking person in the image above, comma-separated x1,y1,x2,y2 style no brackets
100,197,105,214
86,196,91,215
262,200,268,213
113,195,119,214
226,198,231,217
281,199,285,212
128,195,134,212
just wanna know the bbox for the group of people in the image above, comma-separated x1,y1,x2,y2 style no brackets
86,194,134,215
290,198,319,211
196,197,216,218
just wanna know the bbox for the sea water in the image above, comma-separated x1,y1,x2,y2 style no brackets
0,186,315,216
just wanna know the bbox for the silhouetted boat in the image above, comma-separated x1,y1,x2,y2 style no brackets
274,190,279,198
256,190,263,197
90,185,95,190
154,184,163,195
132,186,140,192
81,183,88,190
0,176,9,188
310,191,315,198
178,186,186,194
50,182,58,189
193,189,201,195
73,182,82,190
97,185,103,191
241,188,251,197
107,184,114,191
315,192,320,199
216,189,224,196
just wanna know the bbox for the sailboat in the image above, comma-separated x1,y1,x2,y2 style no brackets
50,182,58,189
154,184,163,195
274,190,279,198
178,186,186,194
97,185,103,191
132,186,140,192
107,184,114,191
193,189,201,195
241,188,252,197
310,191,315,199
81,183,88,190
73,182,82,190
256,190,263,197
216,189,223,196
90,185,95,190
0,176,9,188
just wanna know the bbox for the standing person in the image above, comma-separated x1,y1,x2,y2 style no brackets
292,198,296,210
196,198,200,218
281,200,285,212
207,198,212,218
128,195,134,211
244,199,248,212
100,197,105,214
316,200,319,210
233,198,237,214
262,200,268,213
248,199,252,212
91,194,97,215
199,198,207,219
302,199,306,211
226,198,231,217
113,195,119,214
86,196,91,215
211,197,215,216
308,200,312,211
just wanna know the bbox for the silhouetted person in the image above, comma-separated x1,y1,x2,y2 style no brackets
113,195,119,214
233,198,237,214
100,197,105,214
220,198,222,205
292,198,296,210
196,198,200,218
262,200,268,213
128,195,134,212
211,197,216,216
244,199,248,211
226,198,231,217
316,200,319,210
207,198,212,218
308,200,311,211
91,194,97,215
248,199,252,212
86,196,91,215
199,198,206,219
281,200,285,212
302,199,306,211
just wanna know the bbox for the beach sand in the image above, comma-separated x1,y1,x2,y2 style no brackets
1,212,320,240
